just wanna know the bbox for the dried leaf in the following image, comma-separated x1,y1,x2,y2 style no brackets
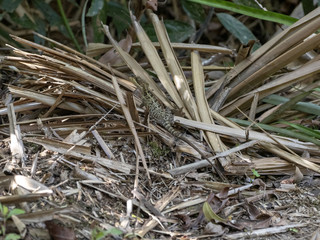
204,222,226,236
146,0,158,11
99,34,132,65
203,202,227,223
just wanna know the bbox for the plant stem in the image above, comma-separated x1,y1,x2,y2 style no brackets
57,0,82,52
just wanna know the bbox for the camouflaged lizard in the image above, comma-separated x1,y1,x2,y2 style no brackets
131,77,227,181
131,77,208,159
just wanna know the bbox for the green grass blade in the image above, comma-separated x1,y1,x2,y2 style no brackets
229,118,320,146
188,0,298,25
57,0,82,52
81,0,89,48
280,121,320,139
261,91,312,124
262,94,320,116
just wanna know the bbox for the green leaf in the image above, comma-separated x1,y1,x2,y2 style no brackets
261,91,312,124
33,17,47,45
2,205,8,217
86,0,104,17
33,0,62,26
106,1,131,37
229,118,320,146
0,0,22,13
33,0,68,37
302,0,316,15
11,13,35,29
91,2,108,43
251,168,260,177
262,94,320,116
181,0,206,23
217,13,259,46
7,208,25,219
203,202,226,222
280,121,320,139
290,228,299,233
92,231,108,240
107,228,122,235
4,233,21,240
144,20,194,42
187,0,298,25
91,227,122,240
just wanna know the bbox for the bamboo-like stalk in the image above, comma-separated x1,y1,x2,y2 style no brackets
192,51,231,167
111,75,151,183
147,10,200,121
129,12,190,118
102,24,174,109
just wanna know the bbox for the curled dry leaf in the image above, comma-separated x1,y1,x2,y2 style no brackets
99,34,132,66
203,202,227,223
204,222,226,236
146,0,158,11
246,203,271,221
281,166,303,184
12,175,53,194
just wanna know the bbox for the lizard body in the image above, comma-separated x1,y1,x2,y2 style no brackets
132,77,208,159
131,77,227,181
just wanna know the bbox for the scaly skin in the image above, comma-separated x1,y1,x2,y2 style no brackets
132,77,206,157
131,77,227,181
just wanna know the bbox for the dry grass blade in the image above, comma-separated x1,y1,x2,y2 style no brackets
249,157,298,175
175,116,320,173
111,75,151,182
230,31,320,97
18,208,73,224
91,130,115,159
191,50,231,167
7,103,25,163
0,193,52,205
174,116,319,153
130,13,190,118
8,86,97,114
0,102,45,116
101,24,173,109
148,10,200,121
226,223,307,239
261,142,320,174
221,58,320,116
19,32,128,81
86,42,232,57
207,7,320,111
169,140,258,176
25,138,134,174
7,45,117,94
137,187,180,237
48,77,122,111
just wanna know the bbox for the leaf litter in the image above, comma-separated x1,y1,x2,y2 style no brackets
0,4,320,240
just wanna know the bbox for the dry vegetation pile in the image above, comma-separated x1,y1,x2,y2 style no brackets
1,1,320,239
